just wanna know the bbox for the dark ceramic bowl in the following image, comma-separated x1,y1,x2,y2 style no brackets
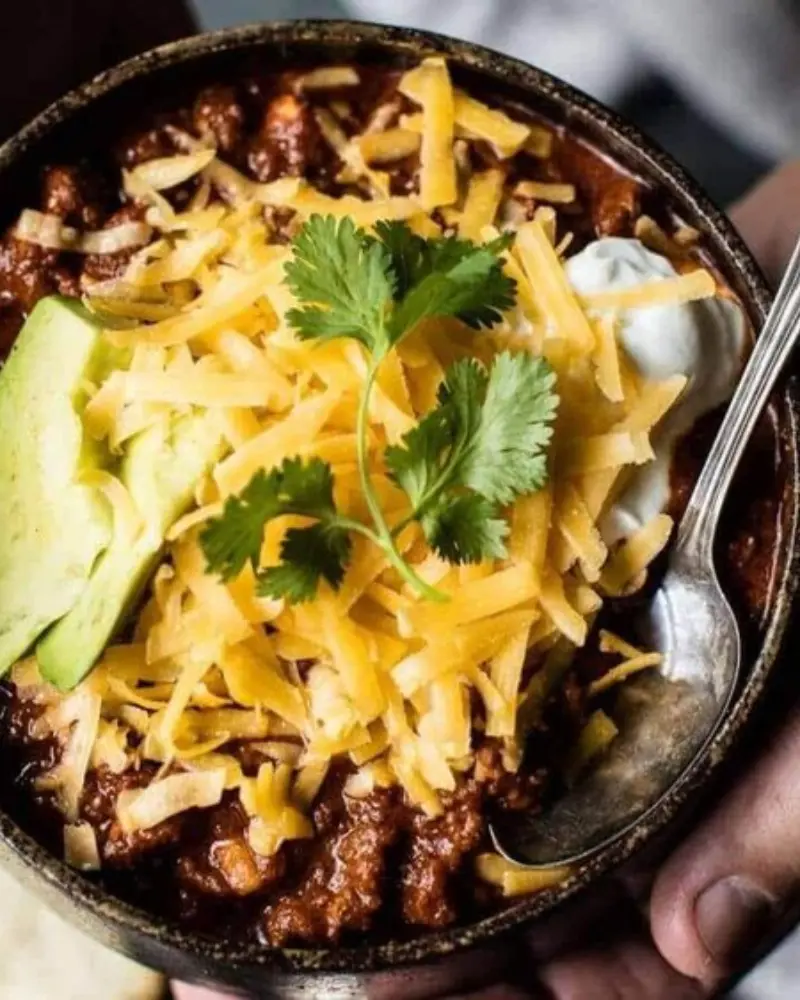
0,20,797,1000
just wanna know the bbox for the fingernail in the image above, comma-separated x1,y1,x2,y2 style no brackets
695,876,777,967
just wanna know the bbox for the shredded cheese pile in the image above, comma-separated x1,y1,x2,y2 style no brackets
12,58,720,890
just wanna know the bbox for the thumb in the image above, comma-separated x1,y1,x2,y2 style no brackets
728,159,800,287
172,985,239,1000
650,708,800,988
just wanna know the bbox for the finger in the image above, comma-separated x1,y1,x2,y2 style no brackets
450,987,538,999
532,901,704,1000
538,933,705,1000
729,160,800,286
366,944,518,1000
650,706,800,988
523,879,637,962
172,984,240,1000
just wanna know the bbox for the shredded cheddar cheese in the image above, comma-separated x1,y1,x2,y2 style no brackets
476,853,570,896
514,180,576,204
459,168,506,240
579,268,716,311
9,56,739,891
399,58,457,210
117,769,226,832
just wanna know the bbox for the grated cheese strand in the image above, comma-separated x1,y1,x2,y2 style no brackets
400,58,457,210
7,54,737,849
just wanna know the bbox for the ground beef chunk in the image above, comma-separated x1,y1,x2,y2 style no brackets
474,741,547,812
560,670,585,722
265,786,399,946
247,141,279,184
0,302,23,356
247,94,321,182
1,693,43,745
41,165,105,228
81,202,149,287
349,68,407,132
53,266,82,298
363,95,404,135
401,782,484,928
193,84,245,155
0,234,60,311
0,690,62,780
669,409,780,621
555,137,641,238
0,231,77,352
263,205,302,244
529,669,587,766
80,766,183,867
0,688,65,855
726,494,780,617
592,176,640,237
178,798,285,897
115,121,178,168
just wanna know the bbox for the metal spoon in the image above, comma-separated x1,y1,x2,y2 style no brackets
491,234,800,869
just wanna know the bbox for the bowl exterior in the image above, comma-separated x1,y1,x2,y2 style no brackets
0,20,797,997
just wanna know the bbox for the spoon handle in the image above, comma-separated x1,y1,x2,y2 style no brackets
678,232,800,561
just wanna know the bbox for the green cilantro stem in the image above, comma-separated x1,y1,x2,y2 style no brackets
331,515,382,543
357,357,448,602
199,217,557,606
390,436,465,538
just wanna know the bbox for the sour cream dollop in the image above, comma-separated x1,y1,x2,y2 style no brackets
564,237,746,543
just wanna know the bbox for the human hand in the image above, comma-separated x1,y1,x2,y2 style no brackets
173,163,800,999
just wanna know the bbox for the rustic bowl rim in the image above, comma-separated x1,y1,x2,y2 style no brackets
0,17,798,978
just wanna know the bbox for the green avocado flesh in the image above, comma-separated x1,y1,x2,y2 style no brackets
37,411,224,690
0,298,112,674
0,295,224,689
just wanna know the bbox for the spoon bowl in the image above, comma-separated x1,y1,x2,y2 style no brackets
492,232,800,868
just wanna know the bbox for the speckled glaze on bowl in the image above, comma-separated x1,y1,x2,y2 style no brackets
0,20,797,1000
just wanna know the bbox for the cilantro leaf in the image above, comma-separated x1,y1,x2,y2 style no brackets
373,220,427,299
284,215,394,352
257,521,351,602
442,352,559,504
286,217,515,355
386,351,558,562
421,494,509,564
388,232,516,339
383,406,455,508
200,457,342,583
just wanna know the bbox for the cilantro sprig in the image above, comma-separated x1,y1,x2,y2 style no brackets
386,353,558,561
200,215,558,603
200,457,356,602
284,216,515,354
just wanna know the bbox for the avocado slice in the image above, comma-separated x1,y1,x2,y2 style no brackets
37,410,225,690
0,297,114,675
